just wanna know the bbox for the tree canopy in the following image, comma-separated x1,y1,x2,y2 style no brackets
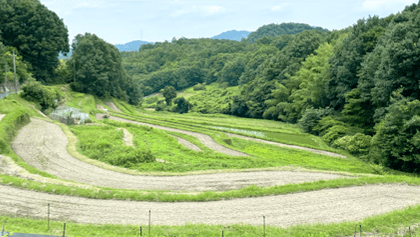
0,0,69,83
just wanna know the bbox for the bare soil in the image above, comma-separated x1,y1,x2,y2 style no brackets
96,104,106,110
226,133,347,158
11,119,346,192
2,184,420,227
104,102,123,112
0,114,5,122
169,135,202,151
97,114,248,157
117,128,133,146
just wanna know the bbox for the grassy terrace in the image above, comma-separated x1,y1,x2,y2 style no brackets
2,91,420,236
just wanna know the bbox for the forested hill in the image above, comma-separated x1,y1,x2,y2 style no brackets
115,40,153,52
211,30,250,41
246,22,330,43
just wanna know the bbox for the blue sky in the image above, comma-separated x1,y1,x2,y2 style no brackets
41,0,418,45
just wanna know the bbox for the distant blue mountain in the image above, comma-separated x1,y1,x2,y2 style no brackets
212,30,250,41
115,40,153,52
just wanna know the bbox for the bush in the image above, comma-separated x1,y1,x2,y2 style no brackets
333,133,372,156
0,109,30,154
112,149,155,168
21,79,58,111
312,116,364,145
298,108,334,134
193,83,206,91
173,97,191,114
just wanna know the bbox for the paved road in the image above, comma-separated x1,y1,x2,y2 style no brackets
0,92,11,100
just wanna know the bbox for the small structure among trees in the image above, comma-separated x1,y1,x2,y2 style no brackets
49,105,90,125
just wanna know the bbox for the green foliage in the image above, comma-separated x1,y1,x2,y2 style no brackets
370,93,420,173
298,107,334,134
334,133,372,157
188,83,240,114
162,85,177,105
193,83,206,91
0,43,31,87
326,15,390,110
173,97,191,114
71,33,142,105
247,22,329,43
0,0,69,83
72,126,155,168
0,108,30,154
313,116,364,145
20,79,59,111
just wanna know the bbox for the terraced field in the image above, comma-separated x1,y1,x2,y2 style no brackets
2,100,420,236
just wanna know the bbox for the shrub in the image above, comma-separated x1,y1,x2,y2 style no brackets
21,79,58,111
193,83,206,91
298,107,334,134
334,133,372,156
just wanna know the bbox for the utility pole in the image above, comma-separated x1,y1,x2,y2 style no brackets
12,50,17,94
4,64,8,93
73,58,76,82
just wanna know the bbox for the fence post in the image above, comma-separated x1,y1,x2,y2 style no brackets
149,210,151,236
62,222,66,237
409,226,411,236
2,220,4,235
354,224,357,237
222,230,224,237
359,225,361,237
140,226,142,237
47,203,50,230
263,216,265,237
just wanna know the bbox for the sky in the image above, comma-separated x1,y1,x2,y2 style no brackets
40,0,419,45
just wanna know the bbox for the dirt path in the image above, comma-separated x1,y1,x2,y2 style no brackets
96,104,106,110
117,128,133,146
169,135,202,151
226,133,347,158
11,119,347,192
104,102,123,112
0,114,5,122
2,184,420,227
97,114,248,157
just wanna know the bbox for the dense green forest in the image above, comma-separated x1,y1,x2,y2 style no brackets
1,0,420,173
125,3,420,173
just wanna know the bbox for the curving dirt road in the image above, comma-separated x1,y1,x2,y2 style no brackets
226,133,347,158
2,184,420,227
97,114,248,157
104,102,123,112
169,135,202,151
11,119,346,192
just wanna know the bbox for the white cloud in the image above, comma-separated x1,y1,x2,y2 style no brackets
361,0,416,11
271,3,292,12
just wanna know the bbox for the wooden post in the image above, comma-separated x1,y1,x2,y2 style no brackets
47,203,50,230
354,224,357,237
62,222,66,237
263,216,265,237
2,220,4,235
222,230,224,237
409,226,411,236
140,226,142,237
149,210,151,236
359,225,361,237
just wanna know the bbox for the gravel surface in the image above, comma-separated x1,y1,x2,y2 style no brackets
2,184,420,227
104,102,123,112
11,119,347,191
97,114,248,157
226,133,347,158
0,114,5,122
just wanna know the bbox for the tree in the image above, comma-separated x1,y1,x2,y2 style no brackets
162,85,176,105
71,33,141,105
173,97,191,114
370,91,420,173
0,0,69,83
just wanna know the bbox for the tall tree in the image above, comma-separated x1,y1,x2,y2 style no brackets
0,0,69,83
162,85,177,105
71,33,141,105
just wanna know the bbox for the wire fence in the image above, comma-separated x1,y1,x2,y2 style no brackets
2,207,419,237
